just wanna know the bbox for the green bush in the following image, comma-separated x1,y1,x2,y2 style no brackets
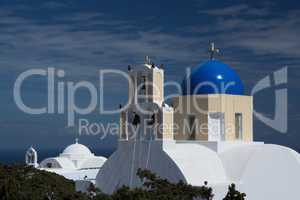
0,164,245,200
223,184,246,200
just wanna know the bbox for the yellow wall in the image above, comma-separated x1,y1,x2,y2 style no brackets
152,69,164,105
173,95,208,140
172,94,253,142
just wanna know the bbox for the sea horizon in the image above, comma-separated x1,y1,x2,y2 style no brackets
0,148,115,165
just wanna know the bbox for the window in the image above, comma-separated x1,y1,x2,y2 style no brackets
208,112,224,141
141,76,146,91
137,75,147,103
138,76,146,94
46,163,53,168
235,113,243,140
187,115,196,140
29,154,34,163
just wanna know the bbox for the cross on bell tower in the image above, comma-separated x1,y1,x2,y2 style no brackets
208,42,220,60
145,56,151,65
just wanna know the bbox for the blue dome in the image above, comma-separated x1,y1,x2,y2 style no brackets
182,60,244,95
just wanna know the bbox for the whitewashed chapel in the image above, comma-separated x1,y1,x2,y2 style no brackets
96,46,300,200
25,139,107,184
26,44,300,200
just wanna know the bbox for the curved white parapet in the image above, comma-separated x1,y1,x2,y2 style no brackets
96,140,300,200
39,157,76,169
220,144,300,200
79,156,107,169
96,140,229,196
96,141,186,194
164,142,229,200
220,144,263,182
163,142,227,186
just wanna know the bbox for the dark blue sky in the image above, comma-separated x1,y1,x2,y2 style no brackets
0,0,299,154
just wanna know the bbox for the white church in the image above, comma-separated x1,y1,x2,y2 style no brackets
25,139,107,183
26,44,300,200
96,45,300,200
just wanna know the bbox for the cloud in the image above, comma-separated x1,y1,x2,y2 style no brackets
198,4,249,16
0,1,298,95
195,4,300,61
0,1,298,89
0,8,203,78
198,4,269,17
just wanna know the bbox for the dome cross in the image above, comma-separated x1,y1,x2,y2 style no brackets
208,42,220,60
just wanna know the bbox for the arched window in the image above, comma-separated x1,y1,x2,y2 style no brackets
46,163,53,168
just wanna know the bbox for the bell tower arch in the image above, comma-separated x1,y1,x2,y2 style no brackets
25,146,39,168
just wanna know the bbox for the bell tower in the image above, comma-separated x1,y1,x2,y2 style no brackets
120,57,173,141
25,146,39,168
127,56,164,106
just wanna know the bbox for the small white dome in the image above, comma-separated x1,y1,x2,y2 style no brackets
62,143,93,157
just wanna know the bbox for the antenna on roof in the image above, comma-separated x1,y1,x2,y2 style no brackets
208,42,220,60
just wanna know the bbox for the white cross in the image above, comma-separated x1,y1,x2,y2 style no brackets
208,42,220,60
145,56,151,64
